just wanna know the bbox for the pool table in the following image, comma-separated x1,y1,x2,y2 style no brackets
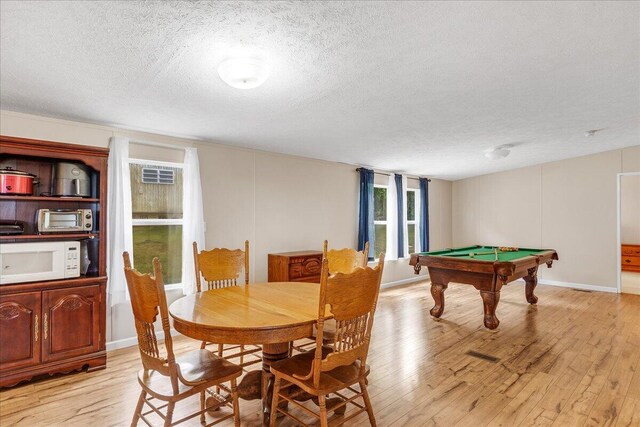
409,246,558,329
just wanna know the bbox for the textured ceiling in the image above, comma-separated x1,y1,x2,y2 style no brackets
1,1,639,180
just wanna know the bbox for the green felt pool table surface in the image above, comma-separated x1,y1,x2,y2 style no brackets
416,245,550,262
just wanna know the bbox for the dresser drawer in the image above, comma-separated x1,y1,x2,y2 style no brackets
622,257,640,267
289,257,322,279
301,257,322,276
289,264,303,279
622,247,640,257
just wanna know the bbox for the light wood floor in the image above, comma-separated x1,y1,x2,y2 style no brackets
2,281,640,426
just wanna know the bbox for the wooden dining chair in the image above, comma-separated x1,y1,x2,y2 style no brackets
293,240,371,354
323,240,369,274
269,253,385,427
193,241,261,369
123,252,242,427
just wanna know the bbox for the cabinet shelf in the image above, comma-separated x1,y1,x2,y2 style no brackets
0,233,98,241
0,195,99,202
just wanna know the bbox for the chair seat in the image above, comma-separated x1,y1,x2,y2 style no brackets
270,349,370,396
138,349,242,399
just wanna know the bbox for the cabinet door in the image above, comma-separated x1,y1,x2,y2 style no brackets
42,286,101,363
0,292,41,371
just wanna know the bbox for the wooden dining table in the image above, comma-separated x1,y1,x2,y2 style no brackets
168,281,321,426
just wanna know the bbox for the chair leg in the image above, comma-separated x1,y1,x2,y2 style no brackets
360,379,376,427
215,343,225,394
131,390,146,427
269,376,282,427
164,402,175,427
231,378,240,427
200,391,206,425
319,395,329,427
240,344,245,366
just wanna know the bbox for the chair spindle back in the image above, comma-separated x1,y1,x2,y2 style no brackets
193,241,249,292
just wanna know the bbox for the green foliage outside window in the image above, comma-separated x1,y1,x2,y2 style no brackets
374,187,386,221
132,225,182,284
407,224,416,255
373,186,387,259
407,191,415,221
374,224,386,260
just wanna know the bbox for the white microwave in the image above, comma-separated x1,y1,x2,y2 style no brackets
0,241,80,285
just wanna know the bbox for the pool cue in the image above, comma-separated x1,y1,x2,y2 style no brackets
494,248,498,260
448,250,496,257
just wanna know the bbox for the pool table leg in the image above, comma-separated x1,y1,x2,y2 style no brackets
524,267,539,304
430,282,448,318
480,290,500,330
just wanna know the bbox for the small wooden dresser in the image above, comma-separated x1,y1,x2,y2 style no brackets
268,250,323,283
621,244,640,272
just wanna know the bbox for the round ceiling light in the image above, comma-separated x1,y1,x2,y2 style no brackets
484,145,512,160
217,57,270,89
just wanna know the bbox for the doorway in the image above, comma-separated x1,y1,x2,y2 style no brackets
618,173,640,294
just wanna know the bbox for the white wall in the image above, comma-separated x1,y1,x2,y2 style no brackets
0,110,452,346
452,145,640,291
196,145,359,283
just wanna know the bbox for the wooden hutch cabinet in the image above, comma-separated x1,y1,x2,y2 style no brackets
0,136,108,387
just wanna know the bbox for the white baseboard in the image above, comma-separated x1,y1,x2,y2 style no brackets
381,275,427,289
536,279,618,294
106,328,179,352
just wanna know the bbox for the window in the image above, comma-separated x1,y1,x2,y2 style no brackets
406,189,419,255
130,159,183,285
373,185,387,259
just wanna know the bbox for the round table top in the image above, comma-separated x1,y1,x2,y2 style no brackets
168,281,321,345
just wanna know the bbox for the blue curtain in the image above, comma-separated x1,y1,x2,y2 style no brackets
419,178,430,252
394,174,405,259
357,168,375,260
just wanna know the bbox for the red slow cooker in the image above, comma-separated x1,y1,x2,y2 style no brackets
0,167,37,195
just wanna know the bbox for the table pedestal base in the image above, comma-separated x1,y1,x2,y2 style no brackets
261,342,290,426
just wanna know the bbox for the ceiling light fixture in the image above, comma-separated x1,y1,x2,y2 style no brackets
484,144,514,160
584,129,604,137
217,57,270,89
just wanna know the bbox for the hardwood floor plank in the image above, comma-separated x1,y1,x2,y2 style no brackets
614,396,640,427
584,341,640,426
486,372,556,426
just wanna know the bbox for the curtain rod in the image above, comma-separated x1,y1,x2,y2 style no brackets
356,168,431,182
